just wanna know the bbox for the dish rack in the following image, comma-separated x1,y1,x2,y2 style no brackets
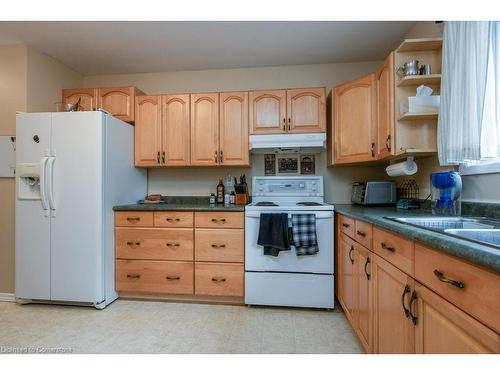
396,179,420,209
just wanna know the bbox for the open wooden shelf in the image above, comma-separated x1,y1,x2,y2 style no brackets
398,112,438,121
396,38,443,53
396,74,441,87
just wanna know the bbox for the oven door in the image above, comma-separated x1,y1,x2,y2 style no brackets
244,210,334,274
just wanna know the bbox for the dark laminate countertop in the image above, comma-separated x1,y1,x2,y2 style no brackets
333,204,500,273
113,196,245,212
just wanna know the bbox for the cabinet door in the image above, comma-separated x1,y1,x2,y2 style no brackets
98,87,135,123
249,90,286,134
191,93,219,166
338,233,356,326
373,254,415,353
62,88,97,111
376,53,394,159
414,283,500,354
219,91,249,166
355,244,373,353
135,96,162,167
162,94,190,166
286,88,326,133
333,74,377,164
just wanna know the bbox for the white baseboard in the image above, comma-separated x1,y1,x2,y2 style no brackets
0,293,15,302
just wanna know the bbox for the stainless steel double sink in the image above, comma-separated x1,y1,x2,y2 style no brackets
384,216,500,250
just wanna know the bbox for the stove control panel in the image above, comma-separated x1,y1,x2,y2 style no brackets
252,176,324,197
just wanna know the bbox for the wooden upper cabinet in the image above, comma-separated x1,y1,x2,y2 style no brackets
135,95,162,167
333,74,377,164
249,90,287,134
219,91,249,166
62,88,97,111
414,283,500,354
191,93,219,166
287,88,326,133
98,86,144,123
162,94,190,166
373,254,415,354
376,53,395,159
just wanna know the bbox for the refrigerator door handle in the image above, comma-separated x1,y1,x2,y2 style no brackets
46,156,56,211
40,156,49,212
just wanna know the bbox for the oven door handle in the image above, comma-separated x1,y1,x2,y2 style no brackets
245,212,334,219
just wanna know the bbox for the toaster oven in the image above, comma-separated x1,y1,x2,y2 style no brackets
351,181,396,206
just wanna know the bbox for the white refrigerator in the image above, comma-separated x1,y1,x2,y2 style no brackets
15,111,146,309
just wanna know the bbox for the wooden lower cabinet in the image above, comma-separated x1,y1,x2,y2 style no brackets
338,233,355,324
372,254,415,354
354,244,373,353
414,283,500,353
195,263,244,297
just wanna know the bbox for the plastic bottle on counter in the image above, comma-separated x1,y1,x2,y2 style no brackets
224,193,230,206
230,191,235,204
216,179,224,204
210,193,216,206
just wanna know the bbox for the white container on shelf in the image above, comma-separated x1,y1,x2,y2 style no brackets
408,95,440,113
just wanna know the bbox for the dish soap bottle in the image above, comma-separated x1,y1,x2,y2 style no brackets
216,179,224,204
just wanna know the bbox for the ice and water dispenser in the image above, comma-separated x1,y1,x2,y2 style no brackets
17,162,43,200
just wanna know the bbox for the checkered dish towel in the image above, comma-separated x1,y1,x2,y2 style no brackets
291,214,319,256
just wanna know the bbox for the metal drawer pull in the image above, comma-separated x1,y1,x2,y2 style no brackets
401,284,410,317
342,223,350,228
211,244,226,248
166,276,180,281
380,242,395,252
348,245,354,264
166,218,181,222
409,291,418,326
433,270,465,289
126,241,141,247
126,274,141,279
364,257,371,280
126,217,140,222
211,218,227,223
356,230,366,237
211,277,226,283
166,243,181,247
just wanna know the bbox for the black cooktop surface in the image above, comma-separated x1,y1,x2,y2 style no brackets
254,201,279,206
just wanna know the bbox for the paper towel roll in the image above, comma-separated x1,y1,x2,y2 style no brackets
386,160,418,177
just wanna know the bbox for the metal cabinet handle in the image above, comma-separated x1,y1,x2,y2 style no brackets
211,277,226,283
126,241,141,248
386,135,391,151
356,230,366,237
166,243,181,247
371,142,375,157
211,218,227,224
214,150,218,163
157,151,161,164
162,151,165,164
288,117,291,131
220,150,223,163
380,242,395,252
342,223,350,228
126,217,140,222
211,244,227,248
126,274,141,279
348,245,354,264
166,276,180,281
166,218,181,222
282,118,286,132
433,270,465,289
409,290,418,325
401,284,411,317
364,257,371,280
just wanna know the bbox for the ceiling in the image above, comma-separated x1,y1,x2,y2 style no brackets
0,21,415,75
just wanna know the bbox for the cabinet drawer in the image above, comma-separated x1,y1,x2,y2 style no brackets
339,215,355,238
195,229,244,263
154,211,193,228
195,263,244,297
195,212,244,229
355,220,373,249
116,260,194,294
115,211,153,227
415,244,500,333
116,228,193,261
373,227,413,275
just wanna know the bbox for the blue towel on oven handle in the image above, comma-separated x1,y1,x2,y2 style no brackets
291,214,319,256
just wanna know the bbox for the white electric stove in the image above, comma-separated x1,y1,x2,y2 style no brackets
244,176,335,309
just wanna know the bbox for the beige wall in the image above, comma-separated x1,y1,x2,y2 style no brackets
0,44,82,294
84,61,388,204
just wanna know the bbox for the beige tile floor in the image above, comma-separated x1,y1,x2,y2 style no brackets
0,300,363,354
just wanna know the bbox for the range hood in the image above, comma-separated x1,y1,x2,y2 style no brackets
249,133,326,154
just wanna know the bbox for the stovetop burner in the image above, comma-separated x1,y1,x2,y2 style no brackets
296,202,323,206
254,201,279,206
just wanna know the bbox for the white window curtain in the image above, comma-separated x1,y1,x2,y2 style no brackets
438,21,500,166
